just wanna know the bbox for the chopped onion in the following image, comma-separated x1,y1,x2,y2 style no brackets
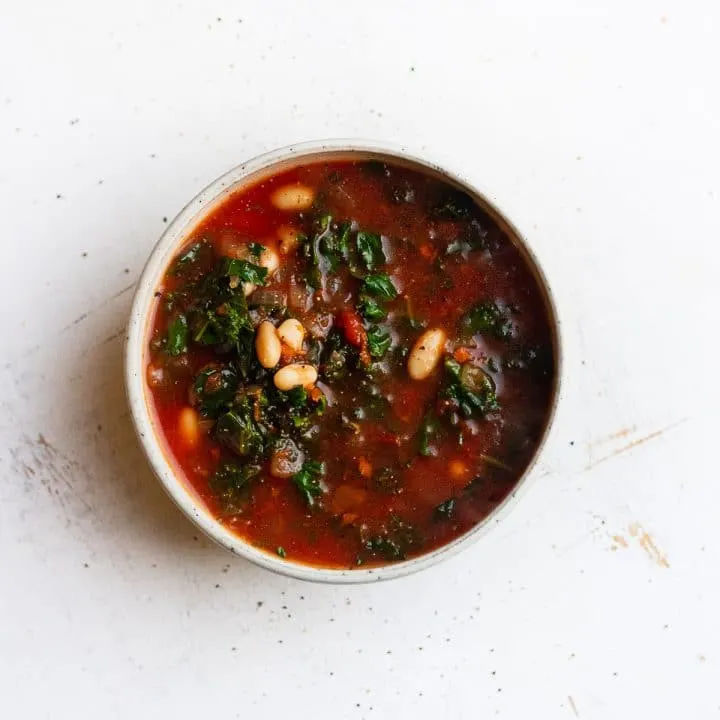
288,281,309,310
248,289,286,307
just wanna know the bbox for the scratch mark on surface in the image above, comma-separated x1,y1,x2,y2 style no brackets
110,281,136,301
100,328,125,345
61,312,89,332
616,523,670,568
635,525,670,568
9,433,97,521
568,695,579,717
585,419,686,470
590,425,637,446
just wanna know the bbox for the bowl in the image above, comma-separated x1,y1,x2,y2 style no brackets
124,139,562,583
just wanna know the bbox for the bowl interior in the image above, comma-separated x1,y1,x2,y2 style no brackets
125,140,562,584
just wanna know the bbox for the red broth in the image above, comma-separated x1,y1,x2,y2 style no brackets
146,157,556,568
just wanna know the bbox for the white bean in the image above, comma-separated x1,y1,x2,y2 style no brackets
255,321,282,369
408,328,447,380
277,318,305,352
273,363,318,391
228,245,279,296
270,184,315,212
277,225,301,254
258,245,280,274
178,407,200,448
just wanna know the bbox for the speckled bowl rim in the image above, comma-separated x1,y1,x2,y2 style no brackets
124,139,563,584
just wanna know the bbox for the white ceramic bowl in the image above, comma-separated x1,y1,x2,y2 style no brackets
124,139,562,584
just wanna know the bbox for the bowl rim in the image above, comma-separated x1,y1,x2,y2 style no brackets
124,138,563,584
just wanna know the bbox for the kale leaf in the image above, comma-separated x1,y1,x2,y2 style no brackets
367,325,392,359
432,189,474,219
292,460,325,507
171,242,204,275
210,461,261,511
215,401,265,458
361,273,398,301
443,359,499,418
356,231,386,272
361,516,419,562
460,301,513,340
417,410,439,456
357,296,388,322
223,258,268,286
434,498,455,519
165,315,188,356
192,365,238,417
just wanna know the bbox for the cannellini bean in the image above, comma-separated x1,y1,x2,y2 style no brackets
408,328,447,380
277,318,305,352
231,246,280,296
258,245,280,274
255,321,282,369
277,225,301,254
217,230,250,259
273,363,318,391
270,184,315,212
178,406,200,448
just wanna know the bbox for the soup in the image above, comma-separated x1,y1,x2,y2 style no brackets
146,157,556,568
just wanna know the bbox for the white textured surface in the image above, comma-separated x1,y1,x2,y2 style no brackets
1,1,718,718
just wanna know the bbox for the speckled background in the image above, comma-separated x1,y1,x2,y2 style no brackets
1,1,718,718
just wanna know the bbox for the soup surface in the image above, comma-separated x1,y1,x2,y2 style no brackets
147,157,555,568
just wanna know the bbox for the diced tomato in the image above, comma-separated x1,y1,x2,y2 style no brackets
419,243,436,260
336,309,370,366
453,347,472,363
358,456,372,478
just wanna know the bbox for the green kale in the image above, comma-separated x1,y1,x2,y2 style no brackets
210,461,261,511
215,402,265,458
446,219,490,256
356,231,386,271
357,296,388,322
324,349,348,380
321,218,351,272
417,410,439,456
185,257,256,351
192,365,238,417
361,517,418,562
434,498,455,519
276,546,287,558
460,301,513,340
302,219,325,288
223,258,268,286
321,331,358,381
432,189,474,219
367,325,391,359
443,359,499,419
248,242,265,259
194,293,253,347
292,460,325,507
284,385,308,408
361,273,398,301
165,315,188,356
171,242,204,275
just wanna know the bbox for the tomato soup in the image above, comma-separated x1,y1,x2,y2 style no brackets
146,157,556,568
